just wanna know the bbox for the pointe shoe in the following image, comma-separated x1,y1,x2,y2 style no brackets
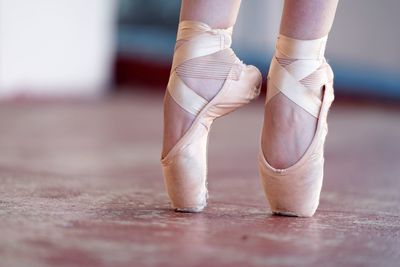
161,21,262,212
258,34,335,217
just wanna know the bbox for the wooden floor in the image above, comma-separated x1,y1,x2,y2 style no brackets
0,91,399,267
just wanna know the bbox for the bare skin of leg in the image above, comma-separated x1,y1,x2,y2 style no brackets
162,0,242,158
262,0,339,169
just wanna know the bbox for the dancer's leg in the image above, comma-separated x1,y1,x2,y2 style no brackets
180,0,241,29
162,0,242,158
161,0,261,211
262,0,339,169
258,0,339,217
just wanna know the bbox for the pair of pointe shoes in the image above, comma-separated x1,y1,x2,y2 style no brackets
161,21,334,217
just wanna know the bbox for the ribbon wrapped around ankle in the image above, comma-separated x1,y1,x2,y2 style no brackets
171,21,233,72
168,20,236,116
266,34,332,118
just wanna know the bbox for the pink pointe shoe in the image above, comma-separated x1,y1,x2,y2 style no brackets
161,21,262,212
258,34,335,217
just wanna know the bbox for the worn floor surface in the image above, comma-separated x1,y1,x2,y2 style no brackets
0,91,399,267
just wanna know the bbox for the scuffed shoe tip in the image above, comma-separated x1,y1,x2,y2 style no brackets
272,209,316,218
174,205,205,213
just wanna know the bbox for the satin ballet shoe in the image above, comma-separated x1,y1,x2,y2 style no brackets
161,21,262,212
258,34,335,217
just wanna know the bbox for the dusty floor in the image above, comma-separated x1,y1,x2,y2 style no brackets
0,91,399,267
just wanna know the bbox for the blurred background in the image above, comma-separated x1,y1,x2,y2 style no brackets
1,1,400,266
0,0,399,100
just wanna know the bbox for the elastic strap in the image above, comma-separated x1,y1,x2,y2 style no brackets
168,20,234,116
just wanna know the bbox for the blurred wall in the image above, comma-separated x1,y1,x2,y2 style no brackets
1,1,398,99
0,0,117,98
